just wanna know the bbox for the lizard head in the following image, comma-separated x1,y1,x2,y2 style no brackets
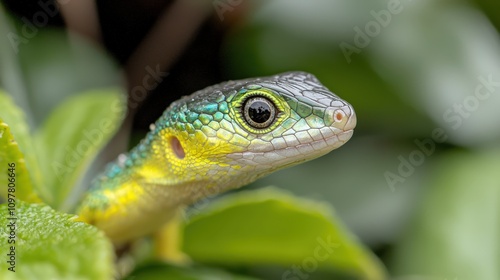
151,71,356,195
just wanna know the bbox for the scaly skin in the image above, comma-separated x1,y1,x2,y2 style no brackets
77,72,357,244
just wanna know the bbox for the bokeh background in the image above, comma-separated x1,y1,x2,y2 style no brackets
1,0,500,279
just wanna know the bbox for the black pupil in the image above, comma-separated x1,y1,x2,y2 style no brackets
248,101,271,123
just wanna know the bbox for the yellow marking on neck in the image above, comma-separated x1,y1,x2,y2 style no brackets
78,180,145,224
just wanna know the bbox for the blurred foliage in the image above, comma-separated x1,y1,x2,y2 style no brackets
390,150,500,279
127,262,259,280
1,0,500,279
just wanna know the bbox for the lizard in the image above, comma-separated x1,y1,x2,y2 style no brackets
76,71,356,245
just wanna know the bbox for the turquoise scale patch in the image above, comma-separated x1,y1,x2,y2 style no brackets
202,103,218,114
178,112,187,123
186,111,199,123
171,113,178,122
107,164,122,178
130,151,139,160
218,102,229,113
193,119,203,129
160,121,170,130
213,111,224,121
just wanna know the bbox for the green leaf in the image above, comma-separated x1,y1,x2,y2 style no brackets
0,118,40,203
35,88,125,211
0,91,42,203
0,201,114,280
390,150,500,280
183,188,386,280
127,262,259,280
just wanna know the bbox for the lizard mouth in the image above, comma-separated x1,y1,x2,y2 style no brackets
227,127,354,169
294,128,354,155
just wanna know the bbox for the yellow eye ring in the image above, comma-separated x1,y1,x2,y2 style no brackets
230,88,290,134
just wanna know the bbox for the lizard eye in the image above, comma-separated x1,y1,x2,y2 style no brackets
243,96,276,129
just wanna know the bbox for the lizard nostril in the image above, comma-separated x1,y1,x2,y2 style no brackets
170,136,185,159
331,109,347,124
334,111,344,122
